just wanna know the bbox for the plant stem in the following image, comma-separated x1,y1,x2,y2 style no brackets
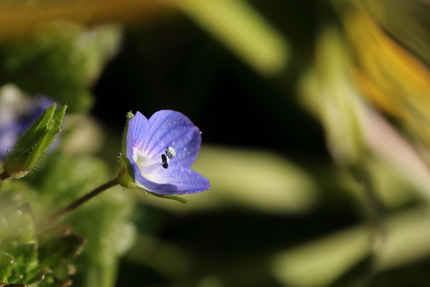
0,171,10,182
37,177,119,232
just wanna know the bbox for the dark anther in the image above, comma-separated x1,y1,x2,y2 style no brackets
161,154,169,169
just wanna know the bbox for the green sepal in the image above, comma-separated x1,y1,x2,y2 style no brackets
117,155,135,188
118,168,189,204
118,112,136,189
145,190,190,204
3,104,67,179
121,111,134,155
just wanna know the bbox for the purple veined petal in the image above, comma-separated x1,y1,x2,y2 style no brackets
143,110,202,169
126,111,149,159
129,159,183,194
133,163,211,195
124,109,210,195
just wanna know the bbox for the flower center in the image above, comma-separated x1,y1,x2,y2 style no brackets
136,146,176,175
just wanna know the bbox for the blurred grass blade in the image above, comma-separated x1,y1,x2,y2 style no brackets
271,224,371,287
176,0,289,76
344,9,430,157
271,208,430,287
362,0,430,68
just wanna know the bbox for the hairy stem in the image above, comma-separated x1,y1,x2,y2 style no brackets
37,177,119,232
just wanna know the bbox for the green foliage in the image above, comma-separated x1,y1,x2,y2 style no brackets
0,22,121,112
29,152,135,287
0,181,85,286
38,228,87,287
0,254,14,283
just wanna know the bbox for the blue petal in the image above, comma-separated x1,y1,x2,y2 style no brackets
143,110,202,169
134,165,211,195
130,161,182,194
126,111,149,160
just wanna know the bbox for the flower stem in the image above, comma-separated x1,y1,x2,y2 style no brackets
37,177,119,232
0,171,10,182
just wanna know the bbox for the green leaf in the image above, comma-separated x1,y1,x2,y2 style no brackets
6,244,39,284
0,254,14,282
1,205,36,245
31,153,135,287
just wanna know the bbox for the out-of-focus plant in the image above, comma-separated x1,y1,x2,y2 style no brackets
4,0,430,286
0,100,210,287
271,1,430,286
173,0,289,76
0,3,211,285
0,21,121,112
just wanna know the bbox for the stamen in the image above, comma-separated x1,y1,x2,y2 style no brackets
165,146,176,159
135,146,177,174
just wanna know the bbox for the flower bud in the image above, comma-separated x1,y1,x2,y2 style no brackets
3,104,66,179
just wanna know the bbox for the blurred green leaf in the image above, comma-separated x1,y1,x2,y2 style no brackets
145,145,318,214
362,0,430,70
39,234,86,268
30,152,109,206
7,244,39,284
30,152,135,287
0,205,35,248
0,254,13,282
66,185,135,287
0,21,121,112
38,232,86,287
328,256,373,287
177,0,289,76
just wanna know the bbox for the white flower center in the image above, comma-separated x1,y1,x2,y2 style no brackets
134,146,176,175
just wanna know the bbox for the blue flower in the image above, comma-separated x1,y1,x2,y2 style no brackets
120,110,210,195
